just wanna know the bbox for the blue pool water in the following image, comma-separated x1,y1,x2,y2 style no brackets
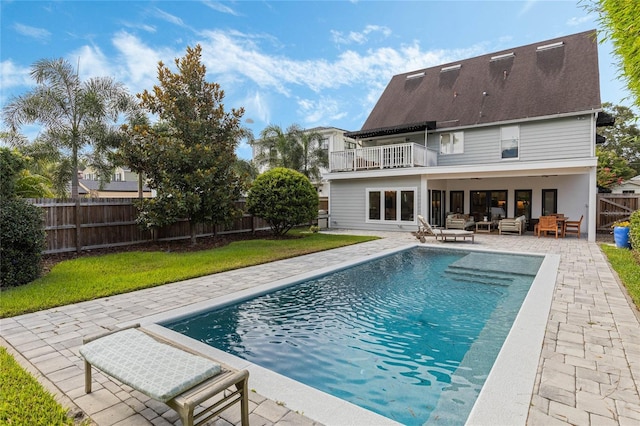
164,247,543,425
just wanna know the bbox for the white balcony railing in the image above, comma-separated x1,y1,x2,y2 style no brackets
329,143,437,172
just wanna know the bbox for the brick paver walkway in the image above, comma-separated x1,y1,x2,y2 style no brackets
1,231,639,425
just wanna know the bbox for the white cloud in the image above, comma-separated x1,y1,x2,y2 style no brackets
153,7,187,28
298,97,347,126
517,0,538,18
331,24,392,45
0,60,33,90
67,45,115,81
241,91,271,124
567,15,593,26
201,0,240,16
121,21,157,33
13,23,51,41
111,31,177,94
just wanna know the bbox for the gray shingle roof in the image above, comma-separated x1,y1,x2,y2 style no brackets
354,30,601,136
79,179,150,192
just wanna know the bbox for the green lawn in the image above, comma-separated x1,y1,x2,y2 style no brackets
1,231,377,318
0,347,78,425
600,244,640,309
0,230,377,425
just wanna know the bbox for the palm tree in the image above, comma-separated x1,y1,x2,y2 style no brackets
2,58,134,198
251,124,328,182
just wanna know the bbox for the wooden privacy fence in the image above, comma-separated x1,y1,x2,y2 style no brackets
28,198,271,254
596,194,639,232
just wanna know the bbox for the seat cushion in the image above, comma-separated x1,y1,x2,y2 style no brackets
80,329,221,402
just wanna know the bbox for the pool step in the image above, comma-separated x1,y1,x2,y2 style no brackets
443,268,515,286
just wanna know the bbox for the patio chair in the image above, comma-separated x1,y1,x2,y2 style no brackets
537,215,559,238
415,215,474,243
79,324,249,426
563,215,583,238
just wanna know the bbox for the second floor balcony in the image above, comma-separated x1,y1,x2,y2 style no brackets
329,143,437,172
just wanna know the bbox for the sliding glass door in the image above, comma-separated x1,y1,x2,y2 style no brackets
470,190,508,222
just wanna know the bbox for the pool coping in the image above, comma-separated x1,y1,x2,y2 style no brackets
124,242,560,426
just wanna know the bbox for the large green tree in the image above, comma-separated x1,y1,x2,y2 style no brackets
251,124,328,182
598,102,640,175
119,45,245,244
593,0,640,109
596,146,635,189
2,58,133,198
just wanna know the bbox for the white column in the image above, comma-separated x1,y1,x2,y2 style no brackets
588,167,597,242
421,175,429,220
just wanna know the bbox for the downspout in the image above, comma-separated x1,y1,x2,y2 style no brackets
422,128,429,220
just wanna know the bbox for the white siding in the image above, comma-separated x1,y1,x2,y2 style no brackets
330,176,422,231
429,116,593,167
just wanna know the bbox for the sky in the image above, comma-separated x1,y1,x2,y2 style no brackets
0,0,633,160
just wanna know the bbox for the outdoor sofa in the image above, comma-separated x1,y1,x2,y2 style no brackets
498,215,527,235
446,214,475,230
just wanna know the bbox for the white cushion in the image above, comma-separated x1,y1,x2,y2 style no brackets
80,329,221,402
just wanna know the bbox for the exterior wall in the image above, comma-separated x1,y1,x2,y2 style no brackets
443,174,590,232
330,173,591,234
427,116,592,167
329,175,422,232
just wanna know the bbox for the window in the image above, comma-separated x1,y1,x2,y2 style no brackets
450,191,464,214
515,190,532,220
439,132,464,154
367,188,416,223
501,125,519,159
344,140,356,150
368,191,381,220
320,138,329,150
542,189,558,216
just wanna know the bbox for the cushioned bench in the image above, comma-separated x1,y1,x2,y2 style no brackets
79,326,249,426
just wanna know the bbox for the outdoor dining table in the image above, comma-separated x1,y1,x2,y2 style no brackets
556,216,567,237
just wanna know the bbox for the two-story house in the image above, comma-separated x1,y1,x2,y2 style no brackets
325,29,610,242
79,166,152,198
251,126,355,197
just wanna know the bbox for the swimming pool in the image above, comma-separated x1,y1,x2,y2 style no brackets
161,246,546,425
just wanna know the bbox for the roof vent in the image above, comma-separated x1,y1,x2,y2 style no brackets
536,41,564,51
406,72,425,79
490,52,515,61
440,64,461,72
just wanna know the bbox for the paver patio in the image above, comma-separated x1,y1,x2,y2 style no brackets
1,231,639,425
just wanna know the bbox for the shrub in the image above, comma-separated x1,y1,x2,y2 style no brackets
630,209,640,252
0,148,26,200
246,167,319,236
1,199,46,287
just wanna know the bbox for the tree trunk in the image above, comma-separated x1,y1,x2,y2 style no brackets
190,221,197,246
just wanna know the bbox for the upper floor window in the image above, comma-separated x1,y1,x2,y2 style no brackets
440,132,464,155
501,125,519,159
344,140,357,150
320,138,329,150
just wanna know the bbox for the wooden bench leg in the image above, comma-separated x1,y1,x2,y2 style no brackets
84,360,92,393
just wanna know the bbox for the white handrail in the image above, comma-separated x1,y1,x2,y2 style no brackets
329,143,437,172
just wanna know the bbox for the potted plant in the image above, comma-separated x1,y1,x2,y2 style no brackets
612,220,631,249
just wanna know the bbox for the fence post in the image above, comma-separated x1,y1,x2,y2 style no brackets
75,198,81,253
